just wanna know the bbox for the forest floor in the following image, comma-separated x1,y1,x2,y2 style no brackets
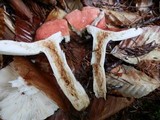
108,88,160,120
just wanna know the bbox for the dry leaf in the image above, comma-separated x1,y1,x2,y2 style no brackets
82,0,116,6
104,8,142,26
37,0,57,5
46,110,69,120
136,0,153,12
14,0,53,42
46,7,67,21
82,0,100,6
112,26,160,64
0,8,14,68
106,65,160,98
88,96,134,120
23,0,52,21
14,17,34,42
118,26,160,48
10,0,33,21
0,8,5,39
137,60,160,80
59,0,83,12
0,8,15,40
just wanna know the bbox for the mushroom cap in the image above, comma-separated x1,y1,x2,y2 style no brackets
35,19,69,40
65,6,106,31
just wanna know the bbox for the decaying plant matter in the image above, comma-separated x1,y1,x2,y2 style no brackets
0,0,160,120
106,65,160,98
112,26,160,64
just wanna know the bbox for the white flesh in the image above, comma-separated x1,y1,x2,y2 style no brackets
39,33,90,111
87,25,143,98
0,40,40,55
0,32,89,111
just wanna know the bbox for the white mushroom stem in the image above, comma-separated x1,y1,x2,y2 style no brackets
38,33,90,111
0,32,89,111
0,40,40,55
87,25,143,98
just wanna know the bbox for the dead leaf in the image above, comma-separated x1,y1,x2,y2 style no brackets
59,0,83,12
82,0,115,6
13,0,53,42
112,26,160,64
46,7,67,21
136,0,153,12
88,96,134,120
14,17,34,42
0,8,15,40
10,0,33,21
106,65,160,98
23,0,52,21
118,26,160,48
37,0,57,5
0,8,5,39
46,110,70,120
81,0,100,6
104,8,142,27
137,60,160,80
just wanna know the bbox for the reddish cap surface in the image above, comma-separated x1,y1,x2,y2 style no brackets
65,6,106,31
35,19,69,40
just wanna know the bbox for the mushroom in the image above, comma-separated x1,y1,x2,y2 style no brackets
106,65,160,98
0,64,58,120
35,19,70,42
0,32,90,111
65,6,106,35
87,25,143,98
